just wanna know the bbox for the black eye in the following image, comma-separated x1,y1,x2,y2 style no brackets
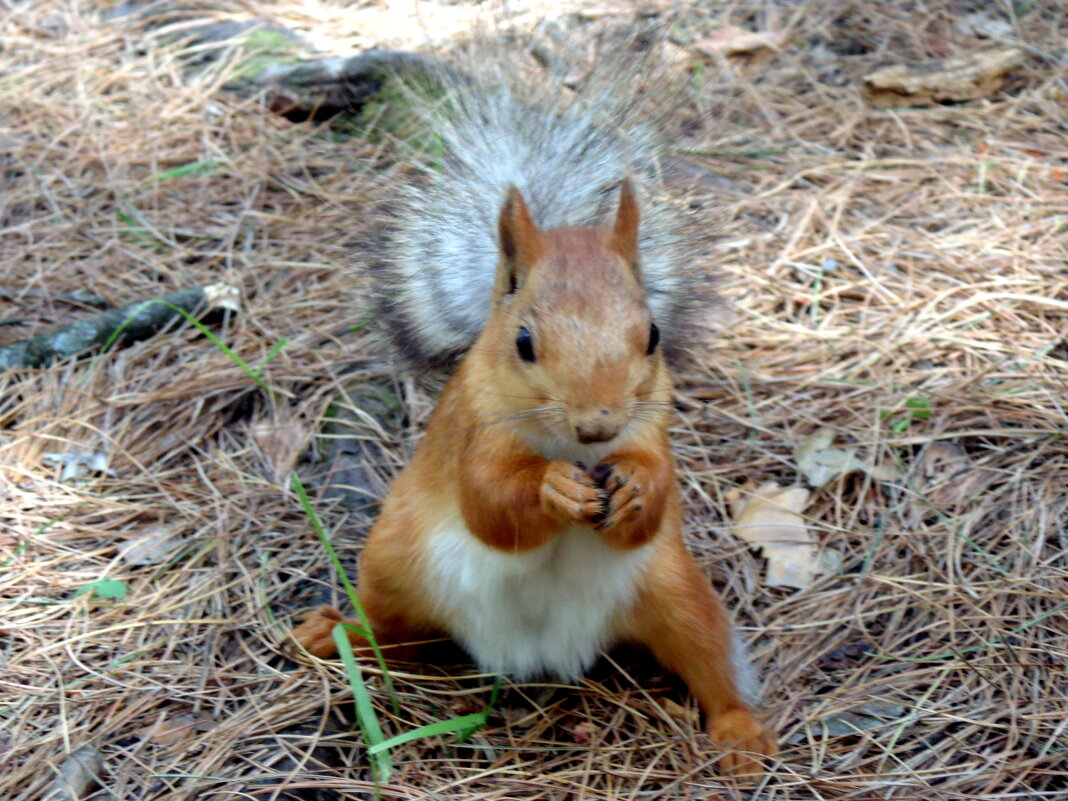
646,322,659,355
516,326,536,363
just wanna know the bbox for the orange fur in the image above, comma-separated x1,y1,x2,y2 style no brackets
608,179,641,273
621,534,777,775
292,184,777,776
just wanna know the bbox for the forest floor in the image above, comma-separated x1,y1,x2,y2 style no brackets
1,1,1066,799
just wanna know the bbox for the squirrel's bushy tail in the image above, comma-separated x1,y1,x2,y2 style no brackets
380,35,695,370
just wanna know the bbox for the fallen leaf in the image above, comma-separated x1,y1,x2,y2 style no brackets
74,577,127,600
910,441,998,517
955,12,1013,39
726,481,842,589
135,711,215,746
498,703,539,729
117,525,183,566
45,745,103,801
819,640,874,670
767,543,842,590
249,418,310,483
693,26,785,57
794,429,902,488
562,41,595,88
788,696,905,744
656,697,699,725
727,480,810,545
42,449,116,482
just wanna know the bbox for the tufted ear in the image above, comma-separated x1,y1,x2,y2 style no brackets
608,179,641,281
496,186,544,297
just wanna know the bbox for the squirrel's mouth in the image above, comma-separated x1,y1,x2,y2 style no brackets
575,427,620,445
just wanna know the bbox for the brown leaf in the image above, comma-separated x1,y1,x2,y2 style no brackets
117,525,183,566
910,442,998,516
795,428,902,488
693,26,785,57
45,746,103,801
656,697,699,725
726,481,841,589
249,418,311,483
135,711,215,746
787,696,905,744
955,12,1013,39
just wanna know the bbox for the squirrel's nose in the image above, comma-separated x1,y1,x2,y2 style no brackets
573,410,626,444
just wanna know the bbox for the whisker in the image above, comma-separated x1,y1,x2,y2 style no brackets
484,392,554,402
419,403,562,438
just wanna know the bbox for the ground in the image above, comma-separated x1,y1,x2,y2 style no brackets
1,2,1066,800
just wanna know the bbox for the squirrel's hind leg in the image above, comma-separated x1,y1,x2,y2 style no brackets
620,540,778,777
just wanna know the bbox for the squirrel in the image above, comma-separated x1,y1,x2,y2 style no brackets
292,38,778,777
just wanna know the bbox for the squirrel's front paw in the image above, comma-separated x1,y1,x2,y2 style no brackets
292,606,362,658
540,461,602,525
707,707,778,778
588,458,657,545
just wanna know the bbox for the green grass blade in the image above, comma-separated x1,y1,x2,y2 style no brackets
93,297,273,396
251,337,289,378
112,300,271,394
1,520,54,569
149,159,224,181
290,473,398,713
368,676,501,755
367,713,487,755
334,625,392,785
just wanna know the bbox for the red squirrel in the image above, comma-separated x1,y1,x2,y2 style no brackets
294,181,778,776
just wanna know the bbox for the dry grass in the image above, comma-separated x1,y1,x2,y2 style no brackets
2,1,1066,799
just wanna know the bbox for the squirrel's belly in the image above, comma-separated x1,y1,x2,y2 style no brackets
424,522,654,680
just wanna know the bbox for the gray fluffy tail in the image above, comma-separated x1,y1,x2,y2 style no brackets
379,37,695,370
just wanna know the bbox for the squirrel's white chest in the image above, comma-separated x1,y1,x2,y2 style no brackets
424,522,653,680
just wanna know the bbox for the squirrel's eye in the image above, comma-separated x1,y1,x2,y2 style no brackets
646,322,660,356
516,326,536,363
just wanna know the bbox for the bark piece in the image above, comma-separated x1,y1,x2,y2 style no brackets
0,283,239,371
239,51,443,122
862,47,1024,107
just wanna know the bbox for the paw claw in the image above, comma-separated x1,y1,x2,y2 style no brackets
541,461,602,525
708,708,778,778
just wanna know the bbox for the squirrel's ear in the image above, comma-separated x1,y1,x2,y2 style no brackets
497,186,543,296
609,179,641,280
